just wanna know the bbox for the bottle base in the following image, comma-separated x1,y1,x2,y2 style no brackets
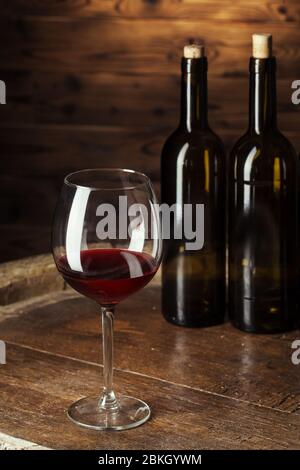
229,294,298,333
230,320,297,334
230,307,299,333
163,315,225,328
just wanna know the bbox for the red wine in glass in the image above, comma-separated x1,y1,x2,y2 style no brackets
57,248,158,306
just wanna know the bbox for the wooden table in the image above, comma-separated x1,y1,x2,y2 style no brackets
0,255,300,450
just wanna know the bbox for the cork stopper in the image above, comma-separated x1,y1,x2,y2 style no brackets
252,34,272,59
183,44,205,59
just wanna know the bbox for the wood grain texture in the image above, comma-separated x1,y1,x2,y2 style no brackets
0,256,300,449
2,0,300,22
0,125,162,235
0,18,300,77
0,225,51,263
1,287,300,414
0,125,299,181
1,70,298,131
0,124,299,249
1,0,300,262
1,342,300,450
0,432,49,450
0,254,62,306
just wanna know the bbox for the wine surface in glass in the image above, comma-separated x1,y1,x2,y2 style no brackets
57,248,157,306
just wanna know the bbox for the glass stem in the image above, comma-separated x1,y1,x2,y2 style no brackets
99,307,119,412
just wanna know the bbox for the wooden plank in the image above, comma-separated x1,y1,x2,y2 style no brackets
1,283,300,414
0,254,62,306
0,125,162,230
0,70,298,131
0,173,60,225
0,125,298,236
0,125,161,177
0,432,49,450
0,225,51,264
0,125,299,180
0,125,298,246
1,342,300,449
0,125,163,182
0,18,300,77
2,0,300,23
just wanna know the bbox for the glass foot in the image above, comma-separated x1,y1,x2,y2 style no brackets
67,395,151,431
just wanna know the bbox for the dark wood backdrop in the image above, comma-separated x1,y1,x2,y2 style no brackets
0,0,300,262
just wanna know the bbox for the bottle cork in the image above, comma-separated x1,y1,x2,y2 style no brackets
183,44,205,59
252,34,272,59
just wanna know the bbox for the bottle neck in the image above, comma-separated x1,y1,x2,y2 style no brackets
248,57,277,134
179,57,208,131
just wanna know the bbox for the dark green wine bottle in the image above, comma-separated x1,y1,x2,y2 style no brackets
228,34,298,333
161,44,226,327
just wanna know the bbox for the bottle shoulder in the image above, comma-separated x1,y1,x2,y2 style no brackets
161,127,225,157
230,130,298,181
231,130,297,156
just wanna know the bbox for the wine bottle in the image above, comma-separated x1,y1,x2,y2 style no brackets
228,34,298,333
161,44,226,327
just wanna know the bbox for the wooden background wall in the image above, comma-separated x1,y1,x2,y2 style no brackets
0,0,300,262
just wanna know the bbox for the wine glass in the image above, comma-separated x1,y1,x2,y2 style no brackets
52,169,162,430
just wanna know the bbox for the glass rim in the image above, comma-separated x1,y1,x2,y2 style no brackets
64,168,152,191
